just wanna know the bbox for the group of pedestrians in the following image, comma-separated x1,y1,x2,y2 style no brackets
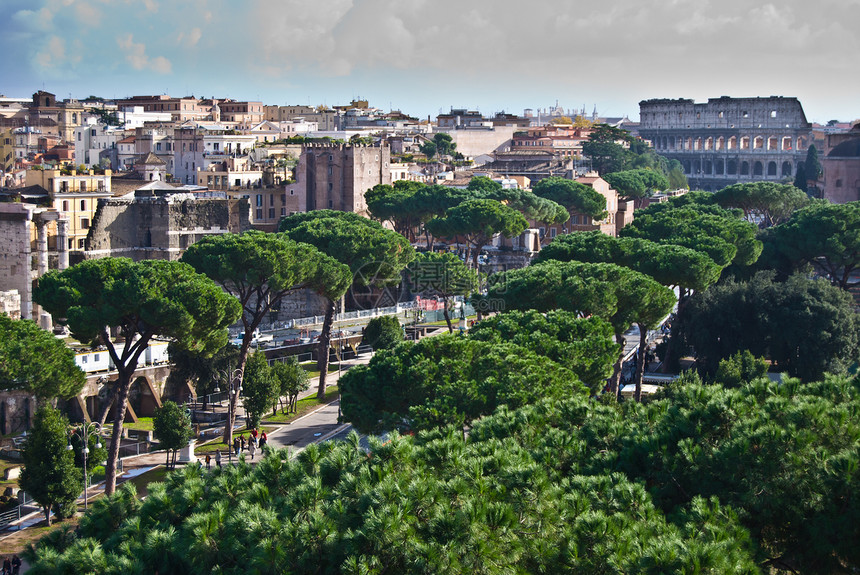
203,429,268,470
1,555,21,574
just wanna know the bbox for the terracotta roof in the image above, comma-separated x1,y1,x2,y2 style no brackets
118,136,136,144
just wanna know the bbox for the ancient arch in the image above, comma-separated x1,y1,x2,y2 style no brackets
728,136,737,150
768,137,778,150
754,161,763,176
704,160,713,174
705,137,713,151
781,161,792,176
767,161,777,176
694,137,702,151
754,136,764,150
740,137,750,150
782,137,793,151
741,161,750,175
716,137,724,151
715,159,725,175
727,159,737,175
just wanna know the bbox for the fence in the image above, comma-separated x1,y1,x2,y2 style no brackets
0,490,32,531
231,303,416,338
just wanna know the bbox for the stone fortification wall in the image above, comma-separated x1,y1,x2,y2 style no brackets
86,197,250,261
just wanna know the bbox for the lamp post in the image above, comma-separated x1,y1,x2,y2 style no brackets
67,422,102,510
217,368,243,464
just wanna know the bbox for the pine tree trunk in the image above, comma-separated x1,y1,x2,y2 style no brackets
221,342,250,448
104,370,132,495
443,297,454,333
609,332,626,399
634,324,648,402
316,299,336,401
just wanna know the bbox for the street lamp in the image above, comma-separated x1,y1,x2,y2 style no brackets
217,368,244,464
67,422,102,510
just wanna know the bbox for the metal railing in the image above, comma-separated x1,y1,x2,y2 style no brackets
232,303,416,337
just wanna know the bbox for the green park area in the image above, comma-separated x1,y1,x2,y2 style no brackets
4,172,860,572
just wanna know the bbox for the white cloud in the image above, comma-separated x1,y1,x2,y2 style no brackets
116,34,172,73
35,35,66,68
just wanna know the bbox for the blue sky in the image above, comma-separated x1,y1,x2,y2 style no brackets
3,0,859,123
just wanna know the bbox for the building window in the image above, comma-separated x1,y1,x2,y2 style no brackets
269,194,274,206
328,200,333,208
78,239,85,249
256,208,263,220
269,208,275,219
281,208,286,216
81,218,89,229
256,195,263,207
80,200,86,210
94,354,100,362
550,228,557,238
62,200,69,211
156,143,162,151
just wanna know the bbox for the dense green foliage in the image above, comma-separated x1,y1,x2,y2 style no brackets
31,375,860,573
341,334,582,433
165,343,240,408
532,176,607,219
581,125,687,188
537,231,722,295
714,350,769,388
486,261,675,339
621,202,762,267
153,401,194,469
241,351,280,429
713,182,809,227
280,210,414,399
34,257,242,495
271,358,309,414
603,169,669,201
20,405,83,525
683,272,859,380
360,315,404,351
425,199,528,268
407,251,480,332
467,310,618,392
0,313,85,399
760,201,860,289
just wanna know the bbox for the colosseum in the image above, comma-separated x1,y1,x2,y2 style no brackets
638,96,812,192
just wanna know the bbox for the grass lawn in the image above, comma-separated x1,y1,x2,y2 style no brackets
301,362,339,381
122,465,169,497
122,416,154,431
262,386,340,424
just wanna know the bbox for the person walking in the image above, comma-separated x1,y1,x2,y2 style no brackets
205,453,211,470
215,450,222,468
10,555,21,575
248,440,257,460
232,436,240,456
240,435,246,454
259,431,268,449
2,556,11,574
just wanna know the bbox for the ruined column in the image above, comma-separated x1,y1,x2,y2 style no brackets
36,219,49,276
57,216,70,270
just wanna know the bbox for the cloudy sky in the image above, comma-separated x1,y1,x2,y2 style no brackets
3,0,859,122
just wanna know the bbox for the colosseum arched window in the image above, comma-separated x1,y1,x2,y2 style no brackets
767,162,777,176
754,161,763,176
782,161,792,176
754,136,764,150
